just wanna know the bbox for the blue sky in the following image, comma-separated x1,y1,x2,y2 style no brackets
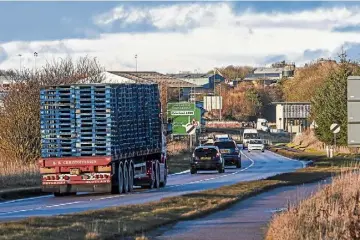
1,1,360,73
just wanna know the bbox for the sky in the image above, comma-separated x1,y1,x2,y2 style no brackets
2,1,360,73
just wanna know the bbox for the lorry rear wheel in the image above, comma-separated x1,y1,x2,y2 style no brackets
154,162,160,189
128,163,134,192
123,163,129,193
160,165,167,188
236,160,241,168
118,163,124,194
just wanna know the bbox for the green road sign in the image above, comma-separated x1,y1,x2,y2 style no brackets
167,102,201,135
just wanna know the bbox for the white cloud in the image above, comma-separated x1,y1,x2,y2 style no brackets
2,3,360,73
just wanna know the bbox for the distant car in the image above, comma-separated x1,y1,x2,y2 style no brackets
203,139,214,146
214,140,241,168
214,134,231,141
248,139,265,152
190,146,225,174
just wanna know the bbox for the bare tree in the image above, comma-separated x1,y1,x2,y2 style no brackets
0,56,105,163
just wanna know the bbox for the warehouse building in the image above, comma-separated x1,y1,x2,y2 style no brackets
273,102,311,134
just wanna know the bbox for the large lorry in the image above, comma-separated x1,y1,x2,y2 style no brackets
38,83,168,196
256,118,270,132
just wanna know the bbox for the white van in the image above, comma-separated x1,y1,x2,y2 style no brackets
242,129,259,148
256,118,270,132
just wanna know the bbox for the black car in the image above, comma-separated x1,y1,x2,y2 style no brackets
190,146,225,174
214,140,241,168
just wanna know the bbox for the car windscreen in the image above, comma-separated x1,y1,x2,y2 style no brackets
214,141,236,149
249,140,263,144
194,148,218,157
244,133,258,139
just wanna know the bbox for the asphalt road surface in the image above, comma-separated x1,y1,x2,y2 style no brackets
151,179,329,240
0,150,304,222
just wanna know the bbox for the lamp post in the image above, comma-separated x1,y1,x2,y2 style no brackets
18,54,22,71
135,54,138,72
34,52,38,70
279,117,282,130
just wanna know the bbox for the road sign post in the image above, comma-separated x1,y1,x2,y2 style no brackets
330,123,340,157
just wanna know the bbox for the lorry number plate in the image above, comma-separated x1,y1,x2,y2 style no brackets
70,168,80,175
201,157,211,160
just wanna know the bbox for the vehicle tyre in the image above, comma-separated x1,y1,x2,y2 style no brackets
218,166,224,173
123,162,129,193
118,163,124,194
54,192,66,197
190,168,197,174
262,150,265,152
236,160,241,169
160,164,167,188
154,162,160,189
144,163,155,189
128,162,134,192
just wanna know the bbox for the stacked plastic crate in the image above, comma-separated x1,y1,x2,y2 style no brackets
74,85,117,157
40,83,162,159
40,86,77,158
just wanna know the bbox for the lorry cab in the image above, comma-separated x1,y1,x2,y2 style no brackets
257,118,270,132
242,129,259,149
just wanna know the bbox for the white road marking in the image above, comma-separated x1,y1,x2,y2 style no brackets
0,195,52,206
0,152,258,216
268,151,307,168
167,151,255,188
169,169,190,176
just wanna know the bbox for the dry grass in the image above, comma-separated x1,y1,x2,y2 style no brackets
0,160,40,191
0,179,282,240
0,160,353,240
266,170,360,240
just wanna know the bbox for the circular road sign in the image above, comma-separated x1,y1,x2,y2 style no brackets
330,123,340,134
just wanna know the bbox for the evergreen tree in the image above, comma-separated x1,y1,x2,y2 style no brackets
311,51,360,145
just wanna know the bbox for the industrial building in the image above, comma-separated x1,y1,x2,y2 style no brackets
273,102,311,134
244,63,295,83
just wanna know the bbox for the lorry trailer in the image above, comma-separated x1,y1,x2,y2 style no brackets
38,83,168,196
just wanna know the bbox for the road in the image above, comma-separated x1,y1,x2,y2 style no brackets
0,150,304,222
151,180,328,240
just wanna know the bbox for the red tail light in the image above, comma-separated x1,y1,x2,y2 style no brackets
64,175,70,180
56,175,60,180
105,175,109,179
99,175,103,179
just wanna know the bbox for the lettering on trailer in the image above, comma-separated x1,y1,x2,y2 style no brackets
330,123,340,134
171,111,195,116
51,160,98,166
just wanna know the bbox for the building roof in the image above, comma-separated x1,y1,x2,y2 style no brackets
254,67,283,74
81,72,137,84
244,73,281,80
109,71,197,88
167,73,210,79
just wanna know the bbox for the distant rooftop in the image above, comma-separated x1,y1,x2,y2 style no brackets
109,71,197,88
254,67,283,74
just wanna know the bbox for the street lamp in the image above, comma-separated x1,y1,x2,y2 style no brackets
135,54,138,72
279,117,282,130
34,52,38,70
18,54,22,71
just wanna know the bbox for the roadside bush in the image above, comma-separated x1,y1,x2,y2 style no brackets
266,170,360,240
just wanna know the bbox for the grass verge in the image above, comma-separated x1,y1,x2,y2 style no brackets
1,150,357,240
266,170,360,240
